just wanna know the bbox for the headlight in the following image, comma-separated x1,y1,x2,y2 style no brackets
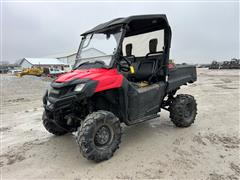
49,87,60,95
74,84,85,92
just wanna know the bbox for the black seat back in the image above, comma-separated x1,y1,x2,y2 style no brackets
134,60,156,81
125,43,135,63
133,39,158,81
126,43,132,56
121,44,134,78
149,39,158,53
146,39,165,80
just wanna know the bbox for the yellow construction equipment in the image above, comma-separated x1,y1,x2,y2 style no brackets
17,67,44,77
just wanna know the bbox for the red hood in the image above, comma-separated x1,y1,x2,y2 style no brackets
55,68,124,92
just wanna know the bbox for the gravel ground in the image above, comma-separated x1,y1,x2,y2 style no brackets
1,68,240,179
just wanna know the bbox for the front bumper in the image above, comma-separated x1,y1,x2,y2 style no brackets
43,89,81,122
44,94,77,112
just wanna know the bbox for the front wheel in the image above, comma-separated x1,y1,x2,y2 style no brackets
169,94,197,127
76,110,122,162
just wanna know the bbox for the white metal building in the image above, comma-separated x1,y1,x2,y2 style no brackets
56,52,77,67
46,51,77,68
49,49,106,68
19,58,66,69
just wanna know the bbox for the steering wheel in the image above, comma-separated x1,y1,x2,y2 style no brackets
118,56,131,72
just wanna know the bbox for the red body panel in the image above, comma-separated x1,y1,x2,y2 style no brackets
56,68,124,92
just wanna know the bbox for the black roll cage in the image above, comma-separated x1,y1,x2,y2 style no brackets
76,15,172,76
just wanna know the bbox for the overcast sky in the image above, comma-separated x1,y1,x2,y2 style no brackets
1,1,239,64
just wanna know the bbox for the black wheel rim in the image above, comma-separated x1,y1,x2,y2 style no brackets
94,125,112,147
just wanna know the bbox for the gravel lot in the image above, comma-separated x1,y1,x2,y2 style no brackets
1,68,240,179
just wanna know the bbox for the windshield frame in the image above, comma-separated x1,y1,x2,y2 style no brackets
75,26,124,69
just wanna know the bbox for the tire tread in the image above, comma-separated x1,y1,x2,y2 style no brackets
169,94,197,127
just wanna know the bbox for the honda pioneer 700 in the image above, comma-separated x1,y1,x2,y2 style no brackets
43,15,197,162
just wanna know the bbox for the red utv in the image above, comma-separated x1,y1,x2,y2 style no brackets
42,15,197,162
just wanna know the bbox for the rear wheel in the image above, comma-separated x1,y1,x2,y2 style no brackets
169,94,197,127
42,111,68,136
77,110,121,162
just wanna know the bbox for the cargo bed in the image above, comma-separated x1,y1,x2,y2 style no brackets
167,65,197,92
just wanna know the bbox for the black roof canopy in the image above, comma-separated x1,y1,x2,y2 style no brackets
81,14,170,37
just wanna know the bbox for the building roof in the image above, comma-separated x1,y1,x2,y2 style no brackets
21,58,66,65
57,52,77,58
45,51,77,59
0,62,20,67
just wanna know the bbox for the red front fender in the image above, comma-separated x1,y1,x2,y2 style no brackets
55,68,124,92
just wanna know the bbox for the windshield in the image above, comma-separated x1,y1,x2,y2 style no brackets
75,27,122,68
